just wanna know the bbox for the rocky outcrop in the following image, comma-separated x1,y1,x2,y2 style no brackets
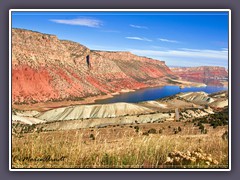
170,66,228,86
12,28,175,104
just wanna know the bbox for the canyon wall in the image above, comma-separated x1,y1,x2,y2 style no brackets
12,28,175,104
170,66,228,86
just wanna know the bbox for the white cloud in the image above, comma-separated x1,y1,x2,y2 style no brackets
128,48,228,68
126,36,152,42
130,24,148,29
129,48,228,67
129,48,228,59
221,48,228,51
50,18,102,28
158,38,179,43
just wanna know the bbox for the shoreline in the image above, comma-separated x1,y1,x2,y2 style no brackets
12,81,210,112
12,79,231,112
12,94,113,112
12,85,227,112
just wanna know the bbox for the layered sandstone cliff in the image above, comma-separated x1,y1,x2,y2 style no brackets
12,28,175,104
170,66,228,86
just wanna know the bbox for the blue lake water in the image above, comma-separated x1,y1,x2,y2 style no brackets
94,86,228,104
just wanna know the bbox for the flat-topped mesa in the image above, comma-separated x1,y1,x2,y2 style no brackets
12,28,176,104
171,66,227,72
93,50,166,64
92,51,135,61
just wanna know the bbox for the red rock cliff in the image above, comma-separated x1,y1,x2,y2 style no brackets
12,28,175,104
170,66,228,86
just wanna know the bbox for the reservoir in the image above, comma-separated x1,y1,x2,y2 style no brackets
95,86,228,104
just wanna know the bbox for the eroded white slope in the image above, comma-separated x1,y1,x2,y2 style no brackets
37,102,154,121
12,115,46,125
177,92,214,104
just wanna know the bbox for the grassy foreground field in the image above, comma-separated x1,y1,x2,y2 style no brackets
12,121,228,169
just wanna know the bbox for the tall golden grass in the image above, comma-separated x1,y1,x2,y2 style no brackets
12,128,228,169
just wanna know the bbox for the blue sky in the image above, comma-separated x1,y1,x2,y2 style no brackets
12,11,229,68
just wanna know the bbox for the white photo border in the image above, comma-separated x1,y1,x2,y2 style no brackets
9,9,231,171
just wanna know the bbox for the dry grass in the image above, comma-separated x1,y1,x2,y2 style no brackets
12,124,228,169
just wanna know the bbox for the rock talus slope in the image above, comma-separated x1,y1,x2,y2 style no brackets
12,28,175,104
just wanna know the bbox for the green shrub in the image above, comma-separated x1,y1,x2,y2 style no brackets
192,107,228,129
142,132,149,136
178,127,182,132
134,126,139,130
148,128,157,134
89,134,95,140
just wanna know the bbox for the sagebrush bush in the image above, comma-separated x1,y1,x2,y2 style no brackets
164,148,220,168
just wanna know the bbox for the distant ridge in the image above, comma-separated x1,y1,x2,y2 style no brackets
170,66,228,86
